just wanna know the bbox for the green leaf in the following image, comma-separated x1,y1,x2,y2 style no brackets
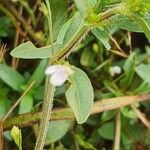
103,80,121,96
121,52,136,88
74,0,97,17
133,82,150,94
46,120,72,143
121,106,137,119
56,19,72,44
10,41,62,59
29,59,48,87
132,15,150,42
135,64,150,83
80,48,95,67
111,13,150,33
66,67,94,124
0,88,10,119
76,134,96,150
92,28,111,50
19,95,33,114
11,126,22,150
11,12,87,59
86,0,97,8
111,15,142,32
50,0,67,40
0,88,12,141
33,86,44,100
144,13,150,27
0,64,25,91
98,121,114,140
63,12,85,44
10,41,50,59
101,110,117,122
74,0,88,17
0,16,13,37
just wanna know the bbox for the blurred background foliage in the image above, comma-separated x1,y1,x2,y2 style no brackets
0,0,150,149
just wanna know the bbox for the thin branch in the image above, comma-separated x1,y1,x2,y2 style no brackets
0,44,7,63
109,35,127,57
92,94,150,114
11,5,23,70
3,1,42,43
1,81,35,122
0,124,3,150
3,94,150,131
131,104,150,131
127,31,132,53
113,111,121,150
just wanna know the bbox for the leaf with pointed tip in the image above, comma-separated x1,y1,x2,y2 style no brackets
10,41,62,59
92,28,111,50
132,14,150,42
135,64,150,83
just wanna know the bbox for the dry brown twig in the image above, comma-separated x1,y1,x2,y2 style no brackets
113,111,121,150
0,44,7,63
131,104,150,131
2,94,150,131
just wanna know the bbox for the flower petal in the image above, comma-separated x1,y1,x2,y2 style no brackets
113,66,121,74
45,65,63,75
50,69,68,86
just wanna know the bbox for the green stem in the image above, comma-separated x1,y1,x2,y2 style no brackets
46,0,54,58
52,26,90,63
34,0,55,149
34,78,55,150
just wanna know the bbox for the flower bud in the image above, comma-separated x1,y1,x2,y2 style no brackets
109,66,121,77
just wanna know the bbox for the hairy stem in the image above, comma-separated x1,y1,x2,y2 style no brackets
34,0,55,149
34,78,55,150
52,26,90,63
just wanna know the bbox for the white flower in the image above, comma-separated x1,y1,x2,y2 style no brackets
109,66,121,77
45,64,73,86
